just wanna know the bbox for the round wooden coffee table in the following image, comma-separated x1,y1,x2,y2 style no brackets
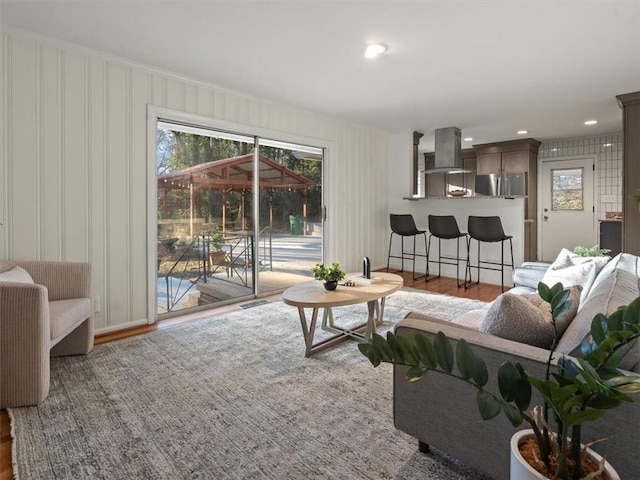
282,272,403,357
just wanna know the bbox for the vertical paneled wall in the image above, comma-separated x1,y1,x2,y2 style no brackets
0,31,389,332
538,134,623,220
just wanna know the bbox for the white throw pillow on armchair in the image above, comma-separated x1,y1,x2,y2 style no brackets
0,265,34,284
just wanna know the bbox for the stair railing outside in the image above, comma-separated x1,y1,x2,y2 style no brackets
162,229,273,312
258,225,273,271
163,233,215,312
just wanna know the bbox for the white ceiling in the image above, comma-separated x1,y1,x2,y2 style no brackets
2,1,640,150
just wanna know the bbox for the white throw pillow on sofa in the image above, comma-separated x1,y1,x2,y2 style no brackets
0,266,34,284
540,248,609,305
558,268,640,371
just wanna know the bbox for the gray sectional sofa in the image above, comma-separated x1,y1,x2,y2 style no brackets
393,252,640,480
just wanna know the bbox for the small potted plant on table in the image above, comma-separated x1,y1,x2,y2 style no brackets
312,262,346,291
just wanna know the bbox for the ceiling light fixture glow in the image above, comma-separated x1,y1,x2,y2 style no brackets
517,130,528,135
364,43,387,59
603,143,612,147
584,120,598,125
463,137,473,142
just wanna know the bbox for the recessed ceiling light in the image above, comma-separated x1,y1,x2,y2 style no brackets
552,148,558,152
364,43,387,59
517,130,528,135
463,137,473,142
603,143,612,147
584,120,598,125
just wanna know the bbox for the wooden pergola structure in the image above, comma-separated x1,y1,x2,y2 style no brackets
158,153,315,236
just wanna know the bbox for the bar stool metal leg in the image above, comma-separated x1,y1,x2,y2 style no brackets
411,232,428,281
501,238,505,292
386,214,428,280
386,232,394,272
464,216,515,292
425,215,468,287
464,239,480,289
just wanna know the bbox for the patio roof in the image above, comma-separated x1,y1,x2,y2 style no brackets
158,154,315,191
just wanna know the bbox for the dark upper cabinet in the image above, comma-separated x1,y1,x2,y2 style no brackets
617,91,640,255
476,153,502,174
477,147,531,174
502,151,530,172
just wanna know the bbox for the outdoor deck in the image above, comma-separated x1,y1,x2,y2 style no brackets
158,233,321,314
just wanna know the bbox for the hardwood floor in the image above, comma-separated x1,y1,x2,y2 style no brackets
0,274,503,478
394,270,505,302
0,411,10,480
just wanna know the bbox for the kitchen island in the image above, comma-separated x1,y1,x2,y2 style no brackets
389,196,525,287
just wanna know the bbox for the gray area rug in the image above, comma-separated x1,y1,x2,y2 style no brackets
10,289,492,480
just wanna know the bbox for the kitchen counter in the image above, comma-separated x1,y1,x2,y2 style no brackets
391,197,525,285
403,195,526,200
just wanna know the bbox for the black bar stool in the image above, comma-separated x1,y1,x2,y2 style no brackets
465,216,514,292
426,215,469,287
386,214,428,280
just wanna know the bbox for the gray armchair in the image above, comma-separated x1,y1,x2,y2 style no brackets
0,260,93,408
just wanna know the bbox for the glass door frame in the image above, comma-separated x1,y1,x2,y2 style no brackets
146,106,330,324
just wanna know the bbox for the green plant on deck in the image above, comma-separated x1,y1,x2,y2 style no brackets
208,225,225,252
312,262,346,282
359,283,640,480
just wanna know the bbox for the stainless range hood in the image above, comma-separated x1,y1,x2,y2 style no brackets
422,126,471,174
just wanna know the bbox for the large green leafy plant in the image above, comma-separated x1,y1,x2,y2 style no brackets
359,283,640,479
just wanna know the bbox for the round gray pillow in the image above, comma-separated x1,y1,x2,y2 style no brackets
480,286,581,349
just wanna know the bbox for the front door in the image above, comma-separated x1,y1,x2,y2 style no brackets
540,157,595,262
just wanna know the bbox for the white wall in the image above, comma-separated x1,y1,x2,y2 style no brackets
0,30,389,333
387,131,414,202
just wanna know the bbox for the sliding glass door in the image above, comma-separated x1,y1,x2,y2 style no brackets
155,120,323,317
256,139,324,296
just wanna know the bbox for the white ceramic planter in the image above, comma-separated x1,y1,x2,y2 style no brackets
510,429,620,480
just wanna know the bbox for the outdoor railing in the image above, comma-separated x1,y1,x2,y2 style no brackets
162,234,207,312
258,225,273,271
162,228,274,312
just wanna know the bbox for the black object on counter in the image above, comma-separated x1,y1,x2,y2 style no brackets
363,256,371,279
